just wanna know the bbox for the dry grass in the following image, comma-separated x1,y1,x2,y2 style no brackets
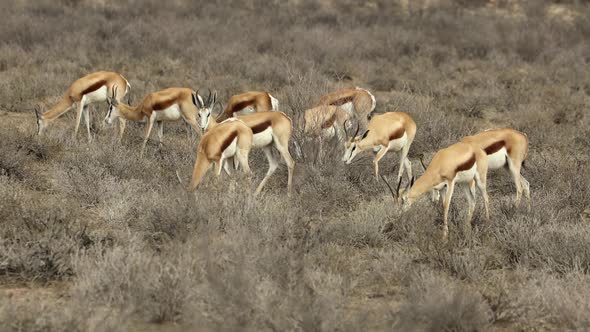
1,0,590,330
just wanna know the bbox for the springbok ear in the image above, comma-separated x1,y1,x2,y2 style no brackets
211,91,217,106
196,95,205,109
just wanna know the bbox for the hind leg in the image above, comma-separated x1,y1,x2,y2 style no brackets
506,159,524,206
255,146,279,195
475,173,490,221
274,136,295,195
521,175,531,211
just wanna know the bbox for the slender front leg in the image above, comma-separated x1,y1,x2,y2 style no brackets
255,146,279,195
215,159,224,176
373,144,389,180
157,121,164,146
521,175,531,211
223,158,233,176
73,96,86,138
396,145,410,184
83,105,92,142
475,174,490,221
141,115,156,157
442,180,455,240
117,118,126,143
464,180,477,225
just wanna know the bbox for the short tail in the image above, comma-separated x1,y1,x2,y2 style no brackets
355,87,376,113
269,93,279,111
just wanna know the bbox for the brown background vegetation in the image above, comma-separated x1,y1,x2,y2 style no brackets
0,0,589,330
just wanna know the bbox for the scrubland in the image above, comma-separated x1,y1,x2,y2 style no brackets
1,0,590,330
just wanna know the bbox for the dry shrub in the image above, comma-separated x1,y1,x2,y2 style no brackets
395,272,492,331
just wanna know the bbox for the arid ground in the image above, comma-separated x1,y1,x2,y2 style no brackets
1,0,590,331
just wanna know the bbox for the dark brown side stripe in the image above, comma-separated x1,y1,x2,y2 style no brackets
81,80,107,96
153,97,178,111
389,127,405,141
329,96,354,107
231,99,256,114
220,130,238,153
321,113,336,129
484,140,505,155
251,120,272,134
456,155,476,172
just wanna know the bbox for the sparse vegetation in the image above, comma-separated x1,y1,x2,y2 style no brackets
1,0,589,330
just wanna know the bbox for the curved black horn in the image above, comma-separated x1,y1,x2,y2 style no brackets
419,154,427,170
205,88,212,106
380,175,396,200
396,177,403,198
353,122,360,138
34,105,40,119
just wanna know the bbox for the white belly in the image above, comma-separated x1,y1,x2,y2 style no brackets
222,139,238,158
252,127,273,148
234,107,256,116
388,132,408,151
455,162,477,183
487,147,508,170
83,86,108,105
339,102,354,114
154,105,182,121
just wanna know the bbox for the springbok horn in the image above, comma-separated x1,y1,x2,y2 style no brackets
419,154,427,170
396,176,403,198
205,88,212,106
381,175,396,200
353,122,360,138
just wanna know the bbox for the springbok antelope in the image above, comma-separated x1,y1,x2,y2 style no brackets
314,87,376,130
461,128,530,208
198,99,295,195
189,119,253,192
104,86,204,157
342,112,416,183
302,105,352,161
384,141,490,239
215,91,279,122
303,105,351,141
35,71,130,141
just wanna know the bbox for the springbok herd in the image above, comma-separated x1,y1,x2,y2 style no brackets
34,70,531,239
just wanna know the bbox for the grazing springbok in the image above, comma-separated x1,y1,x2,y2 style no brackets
197,93,295,195
215,91,279,122
303,105,351,141
35,71,130,141
302,105,352,160
342,112,417,183
383,141,490,239
314,87,376,130
104,86,203,157
189,119,253,192
461,128,530,208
